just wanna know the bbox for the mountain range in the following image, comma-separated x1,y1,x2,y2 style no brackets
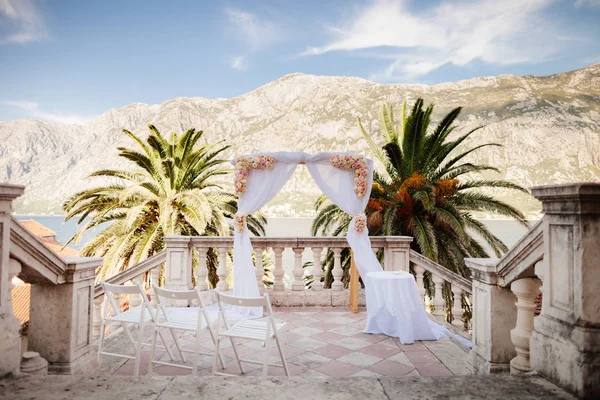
1,63,599,218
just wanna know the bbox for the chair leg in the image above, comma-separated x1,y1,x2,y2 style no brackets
274,334,290,378
170,328,186,363
262,338,270,378
134,322,144,376
148,329,158,374
97,321,106,365
122,323,137,353
207,324,225,369
212,336,222,376
157,331,176,361
192,328,202,375
229,337,244,374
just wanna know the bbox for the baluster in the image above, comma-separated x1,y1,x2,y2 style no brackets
331,247,343,291
292,247,305,291
216,247,229,291
93,295,104,336
254,247,265,295
414,265,426,301
510,277,542,374
150,265,160,305
451,286,464,327
196,247,209,291
432,274,445,317
128,278,143,308
273,247,285,291
311,247,323,291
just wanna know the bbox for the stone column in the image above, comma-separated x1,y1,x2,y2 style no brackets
466,258,516,374
272,247,285,291
0,184,25,378
510,277,541,374
331,248,343,291
28,257,102,374
195,247,209,291
254,247,264,295
530,183,600,398
163,236,192,291
432,274,446,317
311,247,323,291
216,247,229,291
291,247,305,291
383,236,412,271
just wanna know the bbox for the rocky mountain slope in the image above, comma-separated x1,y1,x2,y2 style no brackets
1,64,599,217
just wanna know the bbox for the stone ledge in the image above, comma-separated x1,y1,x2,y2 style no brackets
0,374,576,399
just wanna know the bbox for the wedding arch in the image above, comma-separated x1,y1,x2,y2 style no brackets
230,151,384,318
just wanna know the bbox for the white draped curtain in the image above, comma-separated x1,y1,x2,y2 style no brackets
233,152,308,317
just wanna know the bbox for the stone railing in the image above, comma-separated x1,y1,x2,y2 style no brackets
465,183,600,399
0,184,102,377
410,250,472,328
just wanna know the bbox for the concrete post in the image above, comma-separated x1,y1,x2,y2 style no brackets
509,277,541,374
466,258,516,374
530,183,600,398
0,184,25,378
28,257,102,374
383,237,412,271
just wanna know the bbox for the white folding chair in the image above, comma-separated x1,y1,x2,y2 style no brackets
98,281,179,376
148,285,224,374
212,292,290,378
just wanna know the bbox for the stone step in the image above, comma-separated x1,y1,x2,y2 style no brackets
0,374,575,400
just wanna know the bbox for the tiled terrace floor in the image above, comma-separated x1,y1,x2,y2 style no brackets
103,308,470,378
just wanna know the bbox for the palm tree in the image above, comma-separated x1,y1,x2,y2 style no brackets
313,99,529,282
63,125,266,284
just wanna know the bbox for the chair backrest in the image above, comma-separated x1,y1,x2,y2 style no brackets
100,280,154,320
152,285,205,323
215,292,269,308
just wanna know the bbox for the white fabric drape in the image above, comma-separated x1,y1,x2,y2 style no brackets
305,152,382,277
305,152,442,342
232,152,308,318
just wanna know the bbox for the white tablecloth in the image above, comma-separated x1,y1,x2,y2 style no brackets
363,271,444,344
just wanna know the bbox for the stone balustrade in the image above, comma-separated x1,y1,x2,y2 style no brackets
466,183,600,399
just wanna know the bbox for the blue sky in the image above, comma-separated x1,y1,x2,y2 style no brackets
1,0,599,124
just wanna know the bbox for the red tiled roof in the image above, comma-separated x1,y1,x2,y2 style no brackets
41,239,79,258
11,283,30,325
19,220,57,240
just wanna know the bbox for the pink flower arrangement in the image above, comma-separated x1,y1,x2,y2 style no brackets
354,213,366,233
330,154,369,198
234,214,247,233
234,155,275,196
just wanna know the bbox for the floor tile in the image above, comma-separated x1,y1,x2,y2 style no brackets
309,321,342,331
288,337,327,352
352,333,386,344
335,337,371,350
351,369,383,377
404,350,440,364
328,325,362,337
387,352,415,368
368,359,416,377
289,325,324,337
337,351,382,367
399,341,428,352
288,352,332,369
311,331,346,343
314,361,362,377
311,344,353,360
359,343,401,359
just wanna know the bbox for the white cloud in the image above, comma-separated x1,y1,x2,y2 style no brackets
3,101,92,124
225,8,281,71
302,0,560,81
0,0,47,44
230,55,248,71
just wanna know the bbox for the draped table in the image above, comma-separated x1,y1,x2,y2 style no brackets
364,271,443,344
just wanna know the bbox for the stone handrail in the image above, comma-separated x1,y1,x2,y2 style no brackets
93,250,167,298
9,217,67,284
410,249,472,294
495,219,543,287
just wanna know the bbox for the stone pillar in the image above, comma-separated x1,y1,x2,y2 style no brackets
510,277,541,374
530,183,600,398
196,247,209,291
432,274,446,317
28,257,102,374
331,248,343,291
311,247,323,291
216,247,229,291
163,236,192,291
272,247,285,292
383,237,412,271
0,184,25,378
451,286,465,327
291,247,305,291
466,258,516,374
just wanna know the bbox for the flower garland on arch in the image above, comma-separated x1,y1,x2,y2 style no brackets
354,213,367,233
330,154,369,198
234,214,247,233
234,155,276,196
